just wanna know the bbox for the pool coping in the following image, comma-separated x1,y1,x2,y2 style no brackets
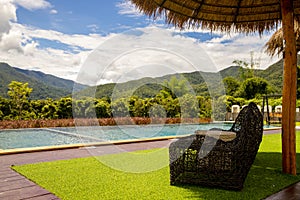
0,127,282,155
263,127,282,131
0,135,182,155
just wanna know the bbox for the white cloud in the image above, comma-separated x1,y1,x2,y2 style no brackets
0,22,113,81
167,26,280,70
202,32,279,70
116,1,143,17
13,0,51,10
77,26,280,86
50,9,58,14
0,0,16,36
87,24,99,33
13,23,109,50
0,41,90,81
77,27,220,85
0,30,23,52
23,41,38,56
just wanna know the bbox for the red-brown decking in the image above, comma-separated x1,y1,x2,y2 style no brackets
264,181,300,200
0,133,299,200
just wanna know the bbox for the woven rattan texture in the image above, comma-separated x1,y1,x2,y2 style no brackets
169,102,263,190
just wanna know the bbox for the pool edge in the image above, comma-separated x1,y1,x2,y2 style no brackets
0,135,182,155
0,127,282,155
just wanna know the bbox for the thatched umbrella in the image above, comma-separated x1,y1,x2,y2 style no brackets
265,22,300,56
130,0,300,175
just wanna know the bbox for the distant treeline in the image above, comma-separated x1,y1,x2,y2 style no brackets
1,76,293,124
0,80,213,121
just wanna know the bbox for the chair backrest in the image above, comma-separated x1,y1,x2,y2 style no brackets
229,102,263,144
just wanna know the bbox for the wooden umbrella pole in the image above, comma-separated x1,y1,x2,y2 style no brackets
281,0,297,175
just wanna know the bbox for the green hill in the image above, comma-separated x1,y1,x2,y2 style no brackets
0,63,86,99
78,70,231,99
1,57,291,100
78,58,290,99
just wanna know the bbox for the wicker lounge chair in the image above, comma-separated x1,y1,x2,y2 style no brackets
169,102,263,190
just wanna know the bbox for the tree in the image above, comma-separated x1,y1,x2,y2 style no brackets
149,103,166,118
223,77,240,96
0,110,3,120
0,97,11,120
197,96,212,118
162,76,190,98
95,99,111,118
233,60,254,80
74,99,95,118
57,97,73,119
131,98,150,117
157,96,180,118
225,96,246,112
31,99,46,118
128,96,139,117
111,98,130,117
179,94,199,118
7,81,33,119
236,77,270,99
41,101,58,119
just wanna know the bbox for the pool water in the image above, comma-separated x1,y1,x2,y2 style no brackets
0,129,96,150
0,123,272,150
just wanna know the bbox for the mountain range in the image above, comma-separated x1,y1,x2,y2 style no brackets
0,62,86,99
0,58,297,100
78,58,292,99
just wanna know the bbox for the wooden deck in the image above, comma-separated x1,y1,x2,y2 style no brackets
0,166,59,199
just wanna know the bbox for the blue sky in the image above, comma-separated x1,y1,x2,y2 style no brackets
16,0,149,35
0,0,279,84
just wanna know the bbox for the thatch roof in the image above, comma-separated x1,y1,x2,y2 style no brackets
131,0,300,34
265,22,300,56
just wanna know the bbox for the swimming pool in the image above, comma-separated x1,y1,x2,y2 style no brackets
0,123,276,150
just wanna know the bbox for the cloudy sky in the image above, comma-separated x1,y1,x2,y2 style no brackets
0,0,280,85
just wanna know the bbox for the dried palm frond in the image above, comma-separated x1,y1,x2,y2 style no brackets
131,0,300,34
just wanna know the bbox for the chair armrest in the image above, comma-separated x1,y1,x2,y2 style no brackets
195,130,236,142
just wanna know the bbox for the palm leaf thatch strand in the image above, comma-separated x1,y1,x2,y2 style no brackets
130,0,300,34
265,21,300,56
265,29,286,57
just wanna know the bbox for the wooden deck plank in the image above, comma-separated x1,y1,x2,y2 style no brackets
0,167,15,172
0,170,20,179
264,182,300,200
0,173,20,180
0,167,12,172
0,185,51,200
26,193,60,200
1,175,25,182
0,176,29,187
0,178,36,192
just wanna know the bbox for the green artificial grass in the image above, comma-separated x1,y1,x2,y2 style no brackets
13,132,300,200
